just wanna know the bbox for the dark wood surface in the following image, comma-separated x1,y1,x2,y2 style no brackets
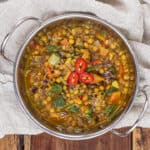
0,127,150,150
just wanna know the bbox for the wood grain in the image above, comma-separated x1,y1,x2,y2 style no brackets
24,135,31,150
0,135,19,150
30,127,131,150
133,127,150,150
1,128,150,150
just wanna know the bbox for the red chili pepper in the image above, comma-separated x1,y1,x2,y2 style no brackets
75,58,87,74
67,72,79,86
79,72,94,84
92,59,101,65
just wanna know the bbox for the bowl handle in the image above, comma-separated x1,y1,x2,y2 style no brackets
111,87,149,137
0,16,42,63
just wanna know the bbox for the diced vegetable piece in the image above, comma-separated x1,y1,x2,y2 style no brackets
100,47,109,56
104,105,117,115
96,32,105,41
53,95,66,108
80,49,90,60
49,83,62,95
93,74,104,83
68,104,80,113
118,63,124,80
48,45,60,52
60,39,68,46
105,87,117,95
112,81,119,89
48,53,60,65
45,65,51,74
108,91,121,104
92,59,101,65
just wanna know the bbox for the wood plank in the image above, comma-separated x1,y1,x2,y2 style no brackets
24,135,31,150
31,127,131,150
0,135,19,150
133,127,150,150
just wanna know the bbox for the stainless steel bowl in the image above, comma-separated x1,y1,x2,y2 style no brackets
0,13,149,140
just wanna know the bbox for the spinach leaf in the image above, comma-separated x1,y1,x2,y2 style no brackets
109,66,116,74
71,50,76,57
105,87,117,96
48,45,61,53
49,83,62,95
104,105,117,115
53,95,66,108
88,95,92,100
100,31,106,36
68,104,80,113
86,106,93,120
86,66,97,72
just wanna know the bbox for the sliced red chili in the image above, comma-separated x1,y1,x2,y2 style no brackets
79,72,94,84
92,59,101,65
75,58,87,74
67,72,79,86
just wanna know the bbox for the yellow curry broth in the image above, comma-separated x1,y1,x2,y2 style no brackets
23,19,135,133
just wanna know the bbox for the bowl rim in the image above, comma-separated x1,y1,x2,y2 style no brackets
13,13,139,140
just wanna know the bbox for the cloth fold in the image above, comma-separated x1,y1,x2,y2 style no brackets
0,0,150,137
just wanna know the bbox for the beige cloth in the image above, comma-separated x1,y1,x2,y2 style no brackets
0,0,150,137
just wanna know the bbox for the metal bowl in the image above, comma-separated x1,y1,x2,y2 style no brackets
0,13,148,140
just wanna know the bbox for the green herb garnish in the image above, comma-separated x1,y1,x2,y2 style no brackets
53,95,66,108
48,45,61,52
49,83,62,95
71,50,76,57
68,104,80,113
109,66,116,74
100,31,106,36
105,87,117,96
86,106,93,120
104,105,117,115
86,66,97,72
88,95,92,100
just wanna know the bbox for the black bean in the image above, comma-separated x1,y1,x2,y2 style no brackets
31,87,38,93
43,79,48,84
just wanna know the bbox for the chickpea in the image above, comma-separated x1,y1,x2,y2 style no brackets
66,53,71,58
69,39,74,45
99,68,104,74
87,38,94,44
99,86,104,91
83,95,88,101
54,70,61,77
50,108,54,113
124,75,130,80
63,85,67,90
84,42,89,48
94,88,99,93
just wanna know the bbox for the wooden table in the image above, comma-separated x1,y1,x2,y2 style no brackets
0,127,150,150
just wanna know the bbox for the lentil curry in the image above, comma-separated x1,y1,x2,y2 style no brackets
23,19,136,134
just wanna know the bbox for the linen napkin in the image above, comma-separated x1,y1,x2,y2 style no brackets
0,0,150,137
